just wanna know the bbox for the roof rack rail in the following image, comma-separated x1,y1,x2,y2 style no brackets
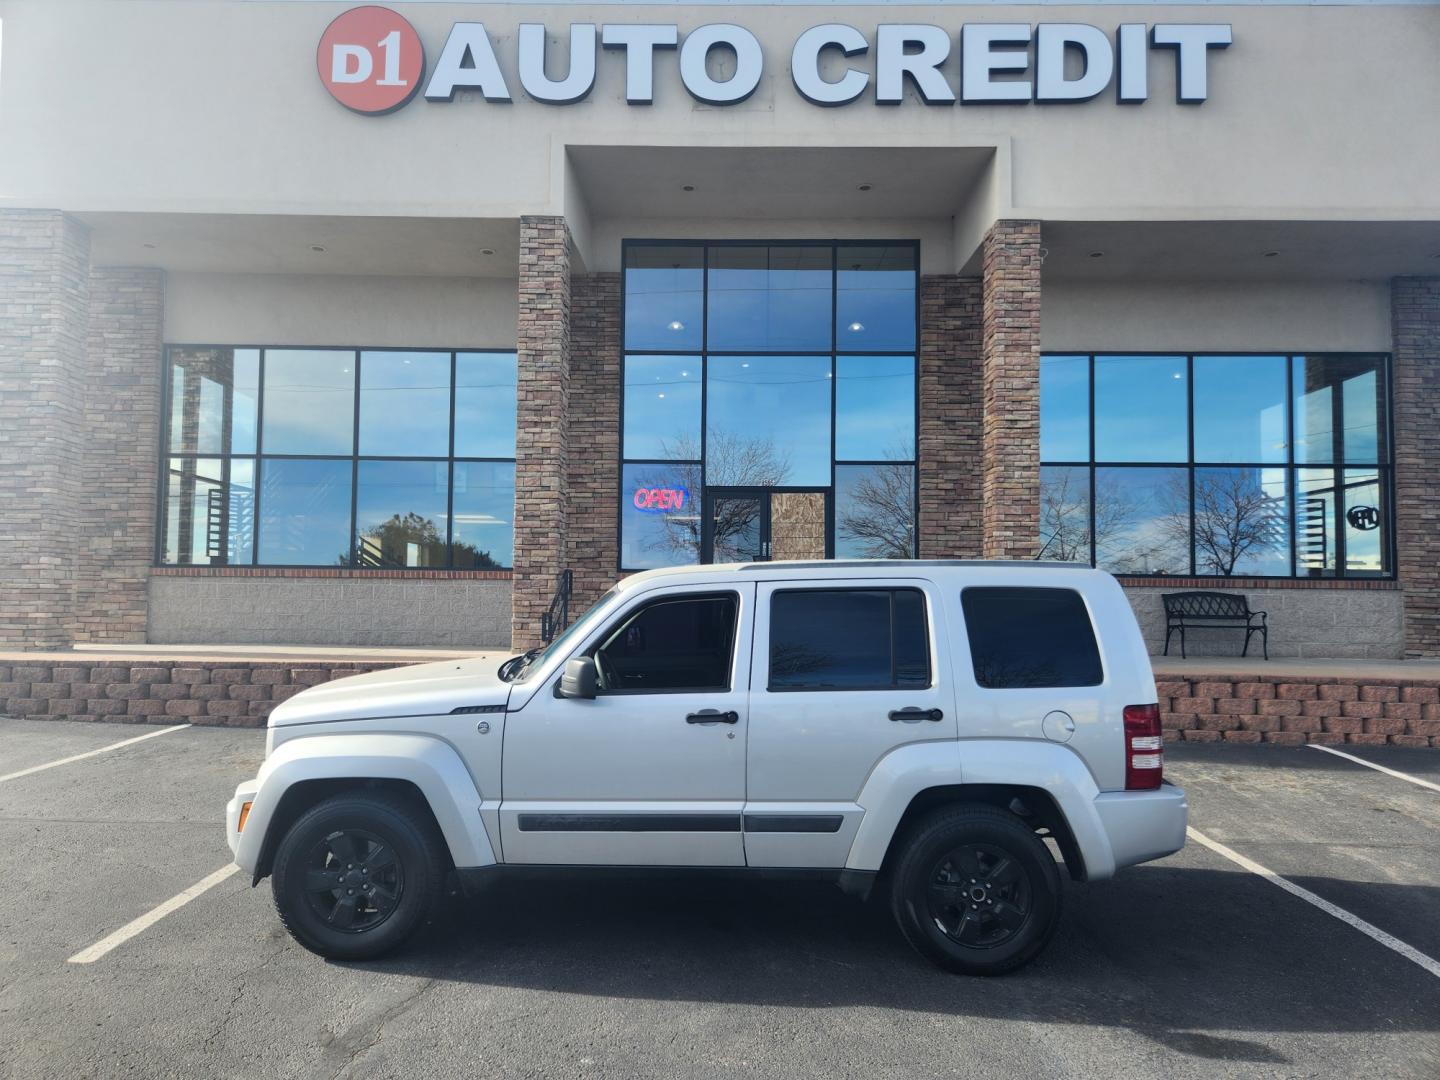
736,559,1085,572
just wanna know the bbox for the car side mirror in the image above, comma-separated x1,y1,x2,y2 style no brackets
557,656,599,700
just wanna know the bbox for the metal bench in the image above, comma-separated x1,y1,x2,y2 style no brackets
1162,591,1268,660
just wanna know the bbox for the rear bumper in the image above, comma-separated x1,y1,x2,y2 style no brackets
1092,782,1188,872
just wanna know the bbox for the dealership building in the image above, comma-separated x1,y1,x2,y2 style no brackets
1,0,1438,658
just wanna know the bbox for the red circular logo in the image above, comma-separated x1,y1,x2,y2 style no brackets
317,6,425,115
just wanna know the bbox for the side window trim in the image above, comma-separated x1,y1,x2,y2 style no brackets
765,585,933,693
589,590,742,696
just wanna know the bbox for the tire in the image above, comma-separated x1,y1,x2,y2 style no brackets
271,791,447,961
889,804,1062,976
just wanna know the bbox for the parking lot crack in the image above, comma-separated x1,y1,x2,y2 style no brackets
323,975,440,1080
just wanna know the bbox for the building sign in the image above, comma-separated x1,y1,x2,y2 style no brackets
633,486,689,513
318,7,1233,114
1346,505,1380,532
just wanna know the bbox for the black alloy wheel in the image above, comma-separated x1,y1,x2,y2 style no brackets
890,804,1062,976
271,792,446,960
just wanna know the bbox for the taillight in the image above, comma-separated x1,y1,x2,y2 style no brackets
1123,703,1164,790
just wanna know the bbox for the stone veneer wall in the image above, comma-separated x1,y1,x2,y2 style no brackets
566,273,623,614
1125,584,1403,660
74,268,165,642
917,276,984,558
0,211,91,646
980,221,1042,560
512,217,572,650
147,572,511,648
1393,277,1440,657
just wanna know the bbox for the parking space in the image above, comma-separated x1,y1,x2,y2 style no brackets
1,719,1437,1079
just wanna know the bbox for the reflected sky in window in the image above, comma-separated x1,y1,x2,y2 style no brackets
706,356,831,487
453,461,514,569
1094,466,1189,574
359,352,451,457
835,246,916,351
262,350,356,455
1040,355,1088,462
621,462,701,569
1293,355,1387,465
1095,355,1187,463
707,246,832,352
1193,355,1288,464
624,355,701,460
625,246,703,352
257,458,352,566
836,355,914,462
354,460,449,569
454,352,518,459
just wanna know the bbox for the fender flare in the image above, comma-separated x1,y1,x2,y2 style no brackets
845,739,1117,880
233,732,496,876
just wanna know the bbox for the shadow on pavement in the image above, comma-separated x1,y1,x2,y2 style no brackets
346,864,1440,1064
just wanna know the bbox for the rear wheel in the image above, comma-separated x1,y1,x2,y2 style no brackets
271,792,446,960
889,804,1062,976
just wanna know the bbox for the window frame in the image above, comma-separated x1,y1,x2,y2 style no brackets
1039,351,1396,580
764,586,933,694
586,590,742,696
156,344,518,571
618,239,921,573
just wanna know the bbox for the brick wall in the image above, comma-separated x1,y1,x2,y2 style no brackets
918,276,984,558
980,221,1042,560
1159,673,1440,747
0,210,91,647
73,269,164,642
567,273,623,614
512,217,572,650
1392,277,1440,657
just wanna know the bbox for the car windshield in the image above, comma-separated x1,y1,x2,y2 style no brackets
503,588,619,682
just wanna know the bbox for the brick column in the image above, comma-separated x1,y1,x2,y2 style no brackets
73,268,165,642
566,272,622,613
917,275,984,558
980,221,1043,560
1393,276,1440,657
0,210,91,647
511,217,572,650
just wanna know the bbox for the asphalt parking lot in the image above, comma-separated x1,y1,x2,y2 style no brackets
1,719,1437,1079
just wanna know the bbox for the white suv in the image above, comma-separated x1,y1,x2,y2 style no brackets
226,560,1186,975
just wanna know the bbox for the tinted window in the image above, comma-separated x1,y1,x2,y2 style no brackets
358,351,451,457
961,587,1102,689
625,245,704,352
595,594,737,692
707,245,832,352
835,245,916,351
454,352,518,458
706,355,831,486
1192,355,1288,464
261,350,356,455
769,589,930,691
1094,355,1187,463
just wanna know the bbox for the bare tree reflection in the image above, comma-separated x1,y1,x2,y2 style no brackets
1164,469,1285,576
837,454,916,559
1040,469,1140,564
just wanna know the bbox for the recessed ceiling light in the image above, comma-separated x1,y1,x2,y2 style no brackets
1088,251,1105,259
682,185,695,192
857,183,873,192
310,245,325,253
741,362,750,368
848,321,865,333
657,392,666,399
680,370,689,377
481,248,495,256
1262,250,1280,258
667,320,685,331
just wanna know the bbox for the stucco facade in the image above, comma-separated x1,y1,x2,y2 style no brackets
0,0,1436,654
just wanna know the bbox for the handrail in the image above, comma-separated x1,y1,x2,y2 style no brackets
540,569,573,644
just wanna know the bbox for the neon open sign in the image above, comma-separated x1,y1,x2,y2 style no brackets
633,486,688,513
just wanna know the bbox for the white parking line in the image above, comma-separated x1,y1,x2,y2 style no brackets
67,864,241,964
0,724,191,784
1186,826,1440,980
1307,743,1440,794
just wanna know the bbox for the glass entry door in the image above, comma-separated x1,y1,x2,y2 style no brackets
702,488,828,563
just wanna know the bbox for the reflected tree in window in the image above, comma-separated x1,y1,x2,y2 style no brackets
1158,470,1287,576
837,448,916,559
351,511,499,569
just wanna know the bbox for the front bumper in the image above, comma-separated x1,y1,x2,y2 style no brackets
1092,782,1188,872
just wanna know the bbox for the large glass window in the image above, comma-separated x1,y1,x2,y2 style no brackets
1041,353,1392,579
160,346,517,569
620,241,919,571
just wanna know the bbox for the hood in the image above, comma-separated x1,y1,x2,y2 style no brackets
268,656,513,727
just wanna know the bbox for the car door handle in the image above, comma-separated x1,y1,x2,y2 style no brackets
889,707,944,723
686,709,739,725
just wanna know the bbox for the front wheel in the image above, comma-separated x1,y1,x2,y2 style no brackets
271,791,446,960
889,804,1062,976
